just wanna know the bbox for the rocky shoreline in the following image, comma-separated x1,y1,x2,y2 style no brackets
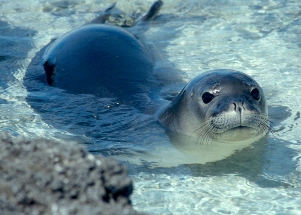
0,133,145,215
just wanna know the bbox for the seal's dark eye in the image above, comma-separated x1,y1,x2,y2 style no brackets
251,88,260,100
202,92,214,104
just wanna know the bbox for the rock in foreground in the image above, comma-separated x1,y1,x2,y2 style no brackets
0,133,144,215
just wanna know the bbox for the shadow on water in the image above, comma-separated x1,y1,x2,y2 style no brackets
186,138,298,188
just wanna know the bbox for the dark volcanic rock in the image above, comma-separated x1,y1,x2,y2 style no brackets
0,133,144,215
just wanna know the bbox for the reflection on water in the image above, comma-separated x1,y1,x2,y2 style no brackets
1,0,301,214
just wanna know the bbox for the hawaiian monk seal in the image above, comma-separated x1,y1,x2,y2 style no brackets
40,1,270,148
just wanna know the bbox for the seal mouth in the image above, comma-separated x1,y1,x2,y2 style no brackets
229,125,251,131
216,125,264,142
225,125,258,135
211,122,258,134
194,114,270,143
215,124,259,136
211,114,270,133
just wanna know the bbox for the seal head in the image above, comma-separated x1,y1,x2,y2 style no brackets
158,69,269,143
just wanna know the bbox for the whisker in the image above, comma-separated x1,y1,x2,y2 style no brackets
199,125,213,145
251,114,275,138
193,119,212,133
265,120,277,137
194,119,214,145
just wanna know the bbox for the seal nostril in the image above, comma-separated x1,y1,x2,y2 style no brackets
233,102,244,113
238,106,242,113
202,92,214,104
251,88,260,100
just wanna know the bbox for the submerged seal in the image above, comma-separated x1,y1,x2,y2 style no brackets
158,69,270,143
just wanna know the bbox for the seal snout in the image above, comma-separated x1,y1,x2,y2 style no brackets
212,98,252,118
210,97,263,133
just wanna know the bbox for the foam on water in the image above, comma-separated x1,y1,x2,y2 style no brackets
0,0,301,214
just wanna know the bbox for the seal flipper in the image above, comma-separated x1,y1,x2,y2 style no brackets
141,0,164,21
92,1,164,26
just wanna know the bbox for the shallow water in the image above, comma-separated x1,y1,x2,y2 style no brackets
1,0,301,214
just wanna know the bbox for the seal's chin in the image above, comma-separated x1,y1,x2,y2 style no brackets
216,126,263,143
